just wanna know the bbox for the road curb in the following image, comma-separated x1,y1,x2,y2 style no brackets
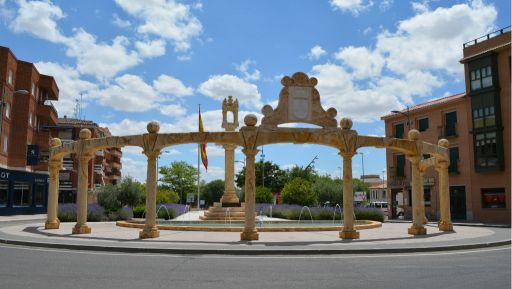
0,237,509,255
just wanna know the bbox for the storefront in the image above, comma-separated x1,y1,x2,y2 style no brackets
0,167,48,215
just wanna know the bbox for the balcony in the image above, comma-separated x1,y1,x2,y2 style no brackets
37,103,58,125
463,26,511,48
438,123,458,138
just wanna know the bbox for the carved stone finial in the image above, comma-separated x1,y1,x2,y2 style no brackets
408,129,420,141
340,118,353,130
438,139,449,148
147,121,160,134
244,114,257,127
49,138,62,147
79,129,91,140
222,96,239,131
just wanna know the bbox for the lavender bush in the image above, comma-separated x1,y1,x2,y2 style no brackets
57,203,133,222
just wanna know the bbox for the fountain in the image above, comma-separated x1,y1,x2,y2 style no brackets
224,207,232,227
156,205,172,222
298,206,314,224
332,204,342,224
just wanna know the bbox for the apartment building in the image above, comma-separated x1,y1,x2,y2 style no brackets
382,27,511,224
47,117,122,204
0,46,59,215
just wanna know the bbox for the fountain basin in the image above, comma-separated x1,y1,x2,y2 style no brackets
116,220,382,232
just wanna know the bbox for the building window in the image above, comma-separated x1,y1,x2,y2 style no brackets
396,154,405,177
449,147,459,173
7,70,13,85
418,118,429,132
34,184,45,207
444,111,457,137
470,66,493,91
424,188,431,206
481,188,506,209
3,136,7,153
475,131,499,169
12,182,31,207
394,123,404,138
0,180,8,207
5,103,10,119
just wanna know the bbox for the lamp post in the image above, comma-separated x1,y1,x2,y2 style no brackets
0,89,29,138
260,146,265,188
358,152,365,180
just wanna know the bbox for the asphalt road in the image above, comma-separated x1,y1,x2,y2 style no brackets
0,244,510,289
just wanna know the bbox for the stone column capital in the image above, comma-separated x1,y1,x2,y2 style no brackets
435,160,449,171
223,144,237,150
406,154,421,164
48,159,62,170
143,149,161,159
242,148,259,158
338,151,355,158
77,153,93,162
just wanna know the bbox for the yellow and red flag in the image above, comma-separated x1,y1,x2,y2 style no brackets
199,109,208,170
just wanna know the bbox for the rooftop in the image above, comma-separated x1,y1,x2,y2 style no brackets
463,26,511,48
381,92,466,120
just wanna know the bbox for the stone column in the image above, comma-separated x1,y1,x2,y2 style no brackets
72,153,92,234
418,168,428,225
339,152,359,239
241,148,259,241
220,144,239,205
407,155,426,235
139,149,161,239
436,139,453,231
45,158,61,229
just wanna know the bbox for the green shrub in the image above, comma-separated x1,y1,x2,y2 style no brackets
156,187,180,204
157,207,176,220
355,209,384,222
133,205,145,218
97,184,121,212
281,178,317,206
255,186,273,203
117,177,144,208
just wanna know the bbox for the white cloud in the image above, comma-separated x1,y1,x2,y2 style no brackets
153,74,193,97
376,1,497,76
120,156,147,182
35,61,97,117
159,104,187,118
114,0,203,52
379,0,393,11
10,0,66,43
234,59,260,81
135,39,166,58
335,46,384,79
198,75,263,109
330,0,373,16
191,145,226,157
112,13,131,28
308,45,326,60
95,74,158,112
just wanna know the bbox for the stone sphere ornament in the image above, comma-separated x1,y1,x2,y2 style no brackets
79,128,92,140
340,117,353,130
49,138,62,147
147,121,160,133
408,129,420,141
244,114,258,127
438,138,449,148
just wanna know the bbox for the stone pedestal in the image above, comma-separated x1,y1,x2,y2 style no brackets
241,231,259,241
438,220,453,232
45,219,60,230
408,225,427,235
339,230,360,239
220,144,240,205
72,224,92,234
139,226,160,239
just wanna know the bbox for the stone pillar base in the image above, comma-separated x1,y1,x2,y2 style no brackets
45,220,60,230
72,224,91,234
340,230,360,239
408,225,427,235
423,216,428,224
240,231,259,241
220,196,240,205
139,227,160,239
438,221,454,232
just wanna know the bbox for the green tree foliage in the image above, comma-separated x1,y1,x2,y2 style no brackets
285,165,318,183
117,177,144,208
156,186,180,204
96,184,121,212
281,177,317,206
201,179,225,206
235,161,288,193
159,161,197,204
353,178,370,198
255,186,273,203
313,176,342,205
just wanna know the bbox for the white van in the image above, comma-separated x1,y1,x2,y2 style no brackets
369,201,389,216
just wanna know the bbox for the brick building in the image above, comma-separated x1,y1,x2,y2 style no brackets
0,46,59,215
47,117,122,204
382,27,511,224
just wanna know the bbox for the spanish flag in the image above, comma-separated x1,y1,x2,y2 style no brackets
199,108,208,170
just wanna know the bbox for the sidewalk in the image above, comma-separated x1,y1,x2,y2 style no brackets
0,218,509,255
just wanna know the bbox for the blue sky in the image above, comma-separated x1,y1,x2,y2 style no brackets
0,0,510,184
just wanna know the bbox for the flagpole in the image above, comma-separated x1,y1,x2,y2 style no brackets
197,104,201,210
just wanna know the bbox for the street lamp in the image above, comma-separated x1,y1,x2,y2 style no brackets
391,106,411,134
260,145,265,188
358,152,365,180
0,89,29,137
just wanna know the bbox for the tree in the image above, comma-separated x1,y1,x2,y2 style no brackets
285,165,318,183
313,176,342,205
255,186,273,203
117,177,144,208
159,161,197,204
235,161,287,193
156,186,180,204
281,177,317,206
201,179,225,206
353,178,369,198
96,184,121,212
